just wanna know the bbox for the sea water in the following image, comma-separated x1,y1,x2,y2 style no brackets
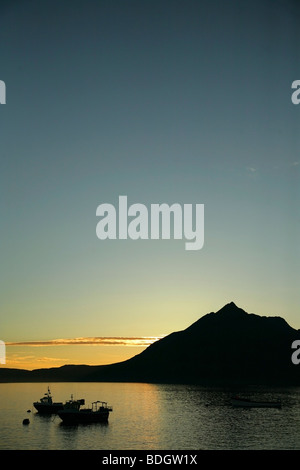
0,382,299,450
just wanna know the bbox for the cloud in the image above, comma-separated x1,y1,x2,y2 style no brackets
6,336,163,348
7,355,67,363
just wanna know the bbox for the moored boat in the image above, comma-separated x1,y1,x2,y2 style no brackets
231,396,282,408
58,400,113,424
33,387,84,414
33,387,64,414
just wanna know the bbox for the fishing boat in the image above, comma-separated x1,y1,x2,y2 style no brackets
33,387,84,414
58,400,113,424
231,396,282,408
33,387,64,414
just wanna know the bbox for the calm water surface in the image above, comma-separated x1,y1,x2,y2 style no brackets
0,382,300,450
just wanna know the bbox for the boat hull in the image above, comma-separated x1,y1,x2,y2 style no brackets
231,398,281,408
33,402,64,414
58,409,110,424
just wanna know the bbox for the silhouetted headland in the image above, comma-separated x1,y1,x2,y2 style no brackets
1,302,300,386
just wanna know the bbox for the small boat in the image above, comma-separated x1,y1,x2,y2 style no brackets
58,400,113,424
231,396,282,408
33,387,84,414
33,387,64,414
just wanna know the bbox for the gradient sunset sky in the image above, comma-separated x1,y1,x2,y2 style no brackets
0,0,299,370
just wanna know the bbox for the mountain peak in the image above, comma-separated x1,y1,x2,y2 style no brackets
0,302,299,386
217,301,246,315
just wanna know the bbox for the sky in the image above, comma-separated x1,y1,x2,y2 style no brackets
0,0,299,370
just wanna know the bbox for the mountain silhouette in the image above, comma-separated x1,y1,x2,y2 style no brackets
1,302,300,385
